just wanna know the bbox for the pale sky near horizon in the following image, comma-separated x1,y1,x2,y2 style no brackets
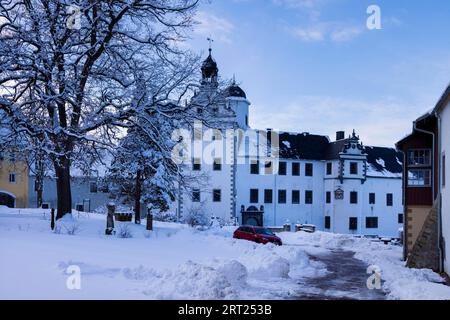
187,0,450,147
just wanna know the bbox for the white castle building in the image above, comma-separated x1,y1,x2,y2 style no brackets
174,49,404,238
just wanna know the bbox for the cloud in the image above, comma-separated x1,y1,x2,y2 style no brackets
251,95,420,147
292,26,324,42
290,23,363,42
330,26,363,42
194,11,235,44
272,0,322,9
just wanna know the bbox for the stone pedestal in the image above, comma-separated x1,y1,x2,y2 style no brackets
146,210,153,231
106,204,115,235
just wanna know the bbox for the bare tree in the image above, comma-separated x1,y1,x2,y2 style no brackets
0,0,200,219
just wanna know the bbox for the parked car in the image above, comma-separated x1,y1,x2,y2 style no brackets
233,226,282,246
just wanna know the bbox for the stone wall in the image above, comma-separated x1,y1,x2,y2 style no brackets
406,202,440,271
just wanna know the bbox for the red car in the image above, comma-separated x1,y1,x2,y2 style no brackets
233,226,282,246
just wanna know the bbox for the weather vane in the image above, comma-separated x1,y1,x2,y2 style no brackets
207,37,214,52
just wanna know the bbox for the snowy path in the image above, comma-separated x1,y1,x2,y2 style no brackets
294,249,386,300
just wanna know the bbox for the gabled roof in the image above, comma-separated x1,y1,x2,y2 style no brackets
434,83,450,114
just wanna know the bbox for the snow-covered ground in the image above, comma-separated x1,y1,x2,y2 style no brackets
1,206,449,300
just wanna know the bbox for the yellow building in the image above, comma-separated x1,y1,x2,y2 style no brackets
0,151,29,208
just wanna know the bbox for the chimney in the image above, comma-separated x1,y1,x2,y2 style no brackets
336,131,345,141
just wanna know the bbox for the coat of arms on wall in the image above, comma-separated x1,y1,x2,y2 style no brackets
334,187,344,200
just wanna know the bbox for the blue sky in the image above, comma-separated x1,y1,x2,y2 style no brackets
188,0,450,147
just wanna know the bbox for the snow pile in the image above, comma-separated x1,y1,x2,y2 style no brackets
144,260,243,300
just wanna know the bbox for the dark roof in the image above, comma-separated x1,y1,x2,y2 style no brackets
365,146,403,174
225,84,247,99
279,132,330,160
277,132,402,175
201,50,218,79
324,139,349,160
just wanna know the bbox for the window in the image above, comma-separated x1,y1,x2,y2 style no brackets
265,161,273,175
192,189,201,202
350,162,358,175
250,189,259,203
278,190,287,204
305,190,313,204
213,189,221,202
292,190,300,204
192,158,201,171
278,162,287,175
9,173,16,183
90,181,98,193
443,153,446,187
213,158,222,171
408,149,431,166
245,116,248,126
326,191,331,204
386,193,393,206
326,163,332,175
369,193,376,204
305,163,313,176
349,217,358,231
264,189,273,204
292,162,300,176
250,161,259,175
366,217,379,229
350,191,358,204
398,214,404,224
408,169,431,186
325,216,331,229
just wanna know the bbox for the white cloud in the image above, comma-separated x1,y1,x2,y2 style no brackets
290,22,363,42
272,0,322,9
330,26,363,42
194,11,234,44
292,26,324,42
251,95,421,147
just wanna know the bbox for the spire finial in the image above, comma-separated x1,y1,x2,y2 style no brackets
232,74,236,85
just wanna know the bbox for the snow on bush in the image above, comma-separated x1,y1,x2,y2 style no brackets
55,214,81,236
182,206,210,227
116,223,133,238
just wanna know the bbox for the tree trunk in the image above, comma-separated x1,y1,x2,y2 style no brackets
36,186,43,208
134,170,142,224
35,159,44,208
54,157,72,220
